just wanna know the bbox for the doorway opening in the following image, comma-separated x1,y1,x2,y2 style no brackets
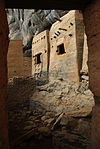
35,53,42,64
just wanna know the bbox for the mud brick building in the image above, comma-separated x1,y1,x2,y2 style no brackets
23,57,32,77
32,10,84,86
49,10,84,85
1,0,100,148
32,30,49,81
7,40,24,79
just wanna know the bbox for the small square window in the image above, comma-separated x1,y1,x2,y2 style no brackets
56,44,66,55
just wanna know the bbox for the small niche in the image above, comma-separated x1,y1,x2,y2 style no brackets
35,53,42,64
70,22,73,26
69,34,72,37
56,44,66,55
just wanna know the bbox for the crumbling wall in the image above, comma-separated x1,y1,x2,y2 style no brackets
49,10,84,86
0,1,9,149
23,57,32,77
32,30,49,82
7,40,24,79
32,11,85,86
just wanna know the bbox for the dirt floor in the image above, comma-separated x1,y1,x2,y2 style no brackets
7,76,94,149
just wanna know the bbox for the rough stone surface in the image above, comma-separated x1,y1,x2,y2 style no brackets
7,76,94,149
32,30,49,81
49,10,84,86
23,57,32,77
84,0,100,97
82,33,88,73
7,40,24,78
83,1,100,148
0,2,9,149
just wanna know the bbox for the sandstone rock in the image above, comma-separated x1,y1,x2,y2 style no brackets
52,113,64,130
45,118,55,124
65,108,92,117
25,121,34,125
41,115,48,121
60,116,68,126
24,125,34,130
45,111,55,117
81,75,89,81
84,89,93,96
29,116,35,120
38,127,51,136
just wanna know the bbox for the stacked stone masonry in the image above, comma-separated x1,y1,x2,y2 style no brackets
23,57,32,77
7,40,24,79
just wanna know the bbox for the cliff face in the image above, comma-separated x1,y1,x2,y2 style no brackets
6,9,68,56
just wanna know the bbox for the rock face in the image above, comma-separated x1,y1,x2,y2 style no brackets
0,2,9,149
6,9,68,55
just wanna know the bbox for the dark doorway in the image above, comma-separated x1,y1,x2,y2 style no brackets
36,53,42,64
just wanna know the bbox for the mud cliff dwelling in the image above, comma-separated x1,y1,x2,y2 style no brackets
0,0,100,149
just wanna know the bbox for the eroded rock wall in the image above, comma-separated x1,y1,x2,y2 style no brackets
6,9,68,55
83,0,100,148
0,1,9,149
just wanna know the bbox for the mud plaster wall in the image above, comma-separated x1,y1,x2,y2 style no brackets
0,1,9,149
75,10,84,73
32,30,49,80
23,57,32,77
82,33,88,73
49,10,84,85
7,40,24,79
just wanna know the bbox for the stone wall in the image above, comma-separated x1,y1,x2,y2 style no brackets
49,10,84,85
84,0,100,97
83,0,100,148
32,30,49,81
23,57,32,77
32,10,85,86
7,40,24,79
0,1,9,149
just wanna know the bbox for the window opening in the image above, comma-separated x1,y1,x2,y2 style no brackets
56,44,65,55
